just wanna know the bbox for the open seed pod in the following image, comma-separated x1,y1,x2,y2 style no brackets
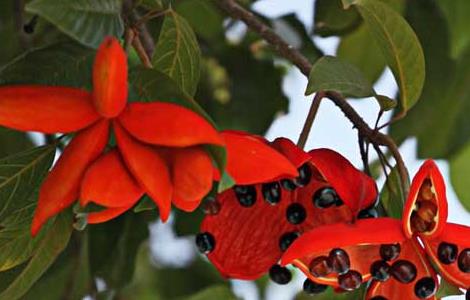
199,136,378,280
403,160,447,239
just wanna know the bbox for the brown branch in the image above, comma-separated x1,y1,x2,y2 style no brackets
297,92,323,149
216,0,409,193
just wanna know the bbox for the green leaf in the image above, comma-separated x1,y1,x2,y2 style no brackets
0,210,73,300
437,0,470,59
379,165,408,219
295,285,365,299
152,10,201,96
0,42,94,87
314,0,361,37
435,277,463,298
25,0,124,48
0,145,55,225
133,195,157,213
305,55,374,98
175,0,224,43
179,285,237,300
337,25,386,84
375,95,396,111
347,0,425,113
450,142,470,212
389,0,457,158
0,128,34,159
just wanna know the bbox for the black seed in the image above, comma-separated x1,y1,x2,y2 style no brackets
295,163,312,187
234,185,257,207
458,248,470,273
338,270,362,291
313,187,339,209
370,260,391,282
309,256,332,277
391,260,417,283
262,182,282,205
358,208,378,219
466,289,469,300
286,203,306,225
414,277,436,299
380,243,401,261
280,179,297,191
328,248,350,275
303,279,327,295
201,197,221,215
370,297,387,300
269,264,292,285
279,232,300,252
437,242,458,265
195,232,215,254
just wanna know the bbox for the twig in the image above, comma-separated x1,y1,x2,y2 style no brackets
297,92,324,149
358,134,371,176
216,0,409,194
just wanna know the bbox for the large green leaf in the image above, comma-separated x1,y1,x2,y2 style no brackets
0,211,73,300
0,42,94,87
25,0,124,48
437,0,470,59
179,285,237,300
337,25,386,84
305,55,374,98
314,0,361,37
343,0,425,113
152,10,201,97
390,0,457,158
379,165,408,219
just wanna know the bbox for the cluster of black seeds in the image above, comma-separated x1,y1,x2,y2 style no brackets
437,242,470,274
371,243,437,298
307,248,363,292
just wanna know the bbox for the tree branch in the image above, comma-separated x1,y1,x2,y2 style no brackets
297,92,323,149
216,0,409,193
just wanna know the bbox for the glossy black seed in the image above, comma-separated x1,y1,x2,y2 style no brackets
303,279,327,295
380,243,401,261
437,242,458,265
370,260,391,282
328,248,350,275
466,289,470,300
295,163,312,187
262,182,282,205
370,297,387,300
458,248,470,273
313,187,339,209
269,265,292,285
414,277,436,299
201,197,221,215
195,232,215,254
390,260,417,283
280,179,297,191
309,256,332,277
338,270,362,291
279,232,300,252
234,185,257,207
286,203,306,224
358,208,378,219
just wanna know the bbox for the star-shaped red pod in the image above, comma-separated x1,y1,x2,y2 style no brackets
0,37,224,236
198,131,378,281
282,160,470,300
